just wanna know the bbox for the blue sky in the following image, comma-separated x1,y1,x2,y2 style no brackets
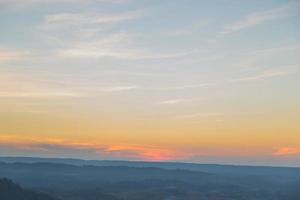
0,0,300,166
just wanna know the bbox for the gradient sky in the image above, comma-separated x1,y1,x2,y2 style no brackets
0,0,300,166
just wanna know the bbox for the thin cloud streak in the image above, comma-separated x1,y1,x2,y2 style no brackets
58,42,199,60
39,11,143,32
175,112,224,119
104,145,190,161
222,3,295,34
0,85,141,98
249,44,300,57
143,66,298,93
145,67,295,92
0,48,31,62
98,86,138,92
38,8,200,61
2,136,300,164
0,137,190,162
230,68,295,82
0,92,85,98
273,147,300,156
146,83,216,91
155,98,194,105
0,70,142,99
0,0,131,8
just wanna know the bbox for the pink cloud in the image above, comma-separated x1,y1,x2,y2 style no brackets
0,137,191,161
104,145,191,161
273,147,300,156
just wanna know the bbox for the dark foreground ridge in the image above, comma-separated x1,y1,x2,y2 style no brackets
1,156,299,174
0,157,299,200
0,178,58,200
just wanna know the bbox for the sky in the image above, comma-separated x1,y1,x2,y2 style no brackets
0,0,300,166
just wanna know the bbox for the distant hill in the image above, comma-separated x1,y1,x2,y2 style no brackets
0,160,300,200
1,157,300,199
0,156,299,177
0,161,214,188
0,178,58,200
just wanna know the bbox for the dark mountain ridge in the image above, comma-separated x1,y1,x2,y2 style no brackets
0,157,299,200
1,156,299,176
0,178,59,200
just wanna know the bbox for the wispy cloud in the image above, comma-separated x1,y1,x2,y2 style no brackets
39,11,143,32
0,136,190,161
0,48,31,63
230,68,295,82
222,3,295,34
273,147,300,156
55,32,139,59
104,144,190,161
175,112,224,119
155,98,194,105
0,70,86,98
164,20,210,36
39,10,199,61
0,0,131,9
147,83,216,91
1,109,54,114
0,85,138,99
0,71,86,99
37,10,144,51
98,86,138,92
0,92,85,98
57,33,199,60
102,70,168,77
249,44,300,57
0,70,142,99
28,3,210,62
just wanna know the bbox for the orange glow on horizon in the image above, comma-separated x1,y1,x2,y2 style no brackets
273,147,300,156
0,136,191,161
105,145,191,161
2,135,300,163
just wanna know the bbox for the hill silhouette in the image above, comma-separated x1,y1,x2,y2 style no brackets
0,159,299,200
0,178,58,200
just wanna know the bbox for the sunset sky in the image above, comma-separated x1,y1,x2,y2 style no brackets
0,0,300,166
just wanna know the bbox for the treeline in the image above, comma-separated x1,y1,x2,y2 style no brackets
0,161,299,200
0,178,58,200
